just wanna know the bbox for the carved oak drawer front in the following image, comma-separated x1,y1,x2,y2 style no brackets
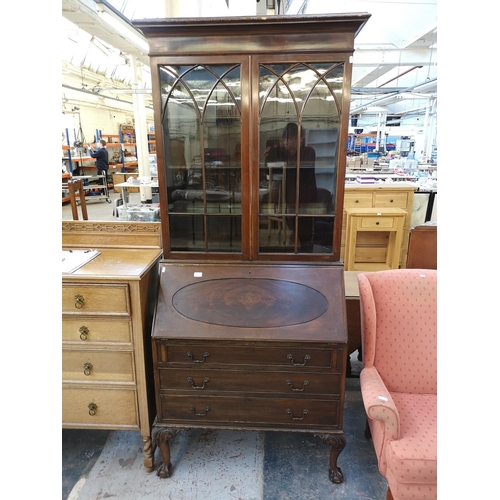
62,387,138,426
158,368,341,395
158,394,340,429
373,191,408,208
62,284,130,315
359,216,398,229
62,317,132,344
62,350,135,383
159,344,336,370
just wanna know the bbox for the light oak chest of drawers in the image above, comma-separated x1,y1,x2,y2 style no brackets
62,247,161,471
342,184,417,268
151,262,348,484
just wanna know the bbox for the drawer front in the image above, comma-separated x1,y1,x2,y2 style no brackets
159,344,335,370
62,284,130,315
373,192,408,209
360,216,397,229
158,394,340,429
158,368,341,396
62,386,138,426
344,192,373,208
62,317,132,344
62,350,135,383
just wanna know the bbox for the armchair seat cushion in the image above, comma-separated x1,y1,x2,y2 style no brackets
386,393,437,487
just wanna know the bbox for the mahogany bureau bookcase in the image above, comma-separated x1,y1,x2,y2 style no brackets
133,13,371,483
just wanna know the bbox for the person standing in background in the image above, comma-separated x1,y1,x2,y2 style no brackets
89,139,109,193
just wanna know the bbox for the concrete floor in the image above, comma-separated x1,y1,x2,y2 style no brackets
62,190,388,499
62,359,388,500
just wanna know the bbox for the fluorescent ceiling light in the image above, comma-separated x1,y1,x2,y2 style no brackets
96,7,149,54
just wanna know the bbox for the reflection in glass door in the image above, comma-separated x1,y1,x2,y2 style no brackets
258,62,343,254
159,64,243,253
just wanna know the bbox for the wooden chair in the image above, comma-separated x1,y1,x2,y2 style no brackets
67,179,88,220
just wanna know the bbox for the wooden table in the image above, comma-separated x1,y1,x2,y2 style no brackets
151,261,348,484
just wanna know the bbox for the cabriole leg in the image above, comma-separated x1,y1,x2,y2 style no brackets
320,433,346,484
152,427,177,478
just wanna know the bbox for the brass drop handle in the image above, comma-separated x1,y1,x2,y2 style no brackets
79,326,89,341
187,377,210,390
74,294,84,309
83,362,93,376
186,351,210,363
286,380,309,392
189,405,210,417
88,402,98,416
287,354,311,366
286,408,309,421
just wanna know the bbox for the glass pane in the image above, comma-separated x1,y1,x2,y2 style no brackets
169,214,205,251
160,64,242,252
206,215,242,252
258,62,343,254
258,215,296,254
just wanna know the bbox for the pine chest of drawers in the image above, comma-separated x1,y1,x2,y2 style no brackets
151,261,348,483
62,248,162,471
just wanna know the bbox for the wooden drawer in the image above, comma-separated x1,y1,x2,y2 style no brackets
157,342,338,371
343,192,373,208
158,368,341,395
62,386,138,426
158,394,341,429
373,191,408,209
62,349,135,383
62,317,132,344
62,283,130,315
359,216,399,229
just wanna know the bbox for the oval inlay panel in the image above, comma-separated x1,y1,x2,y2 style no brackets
172,278,328,328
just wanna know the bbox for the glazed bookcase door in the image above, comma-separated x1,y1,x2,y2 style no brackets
157,57,250,259
254,56,345,258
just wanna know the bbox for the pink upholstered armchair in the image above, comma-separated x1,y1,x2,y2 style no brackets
358,269,437,500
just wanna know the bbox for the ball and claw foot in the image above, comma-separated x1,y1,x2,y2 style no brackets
156,462,172,479
329,466,344,484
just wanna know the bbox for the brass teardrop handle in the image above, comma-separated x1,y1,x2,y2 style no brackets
286,408,309,421
79,326,89,340
186,351,209,363
74,294,84,309
189,405,210,416
187,377,210,390
88,402,98,416
83,362,93,376
286,380,309,392
287,354,311,366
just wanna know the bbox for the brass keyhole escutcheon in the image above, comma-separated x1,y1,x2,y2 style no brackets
88,402,98,416
79,326,89,340
74,294,84,309
83,362,93,376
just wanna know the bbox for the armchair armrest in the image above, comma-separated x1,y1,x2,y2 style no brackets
360,366,400,440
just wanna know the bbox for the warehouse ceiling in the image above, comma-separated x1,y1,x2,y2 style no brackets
61,0,437,123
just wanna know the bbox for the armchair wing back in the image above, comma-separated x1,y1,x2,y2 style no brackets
358,269,437,500
358,269,437,395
